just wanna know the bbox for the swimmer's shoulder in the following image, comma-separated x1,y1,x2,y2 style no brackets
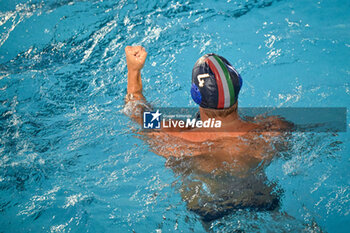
257,115,294,132
161,121,261,142
165,130,249,143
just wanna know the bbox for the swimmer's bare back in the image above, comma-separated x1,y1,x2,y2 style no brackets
124,46,291,173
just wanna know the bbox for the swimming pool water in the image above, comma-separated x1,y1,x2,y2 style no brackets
0,0,349,232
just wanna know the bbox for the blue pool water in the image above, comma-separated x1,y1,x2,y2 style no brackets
0,0,349,232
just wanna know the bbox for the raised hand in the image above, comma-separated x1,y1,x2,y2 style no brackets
125,46,148,71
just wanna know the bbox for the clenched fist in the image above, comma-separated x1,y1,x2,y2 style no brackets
125,46,147,71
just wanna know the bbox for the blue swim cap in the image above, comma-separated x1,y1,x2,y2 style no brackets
190,53,242,109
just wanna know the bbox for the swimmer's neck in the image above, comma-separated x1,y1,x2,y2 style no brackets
199,107,241,124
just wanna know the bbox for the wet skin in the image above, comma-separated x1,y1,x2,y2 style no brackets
124,45,291,222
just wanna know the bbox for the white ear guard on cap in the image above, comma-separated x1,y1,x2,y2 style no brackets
197,73,210,87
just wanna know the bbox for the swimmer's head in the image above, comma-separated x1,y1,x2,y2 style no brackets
191,53,242,109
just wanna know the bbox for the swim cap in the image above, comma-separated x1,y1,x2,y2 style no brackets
191,53,242,109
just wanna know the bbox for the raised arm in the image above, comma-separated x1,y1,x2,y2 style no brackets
124,45,151,124
125,46,147,99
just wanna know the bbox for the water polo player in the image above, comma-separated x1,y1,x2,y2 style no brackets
123,45,291,222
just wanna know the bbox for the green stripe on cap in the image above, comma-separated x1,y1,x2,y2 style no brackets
213,55,235,106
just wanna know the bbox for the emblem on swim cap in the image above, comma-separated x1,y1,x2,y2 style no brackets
191,53,242,109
